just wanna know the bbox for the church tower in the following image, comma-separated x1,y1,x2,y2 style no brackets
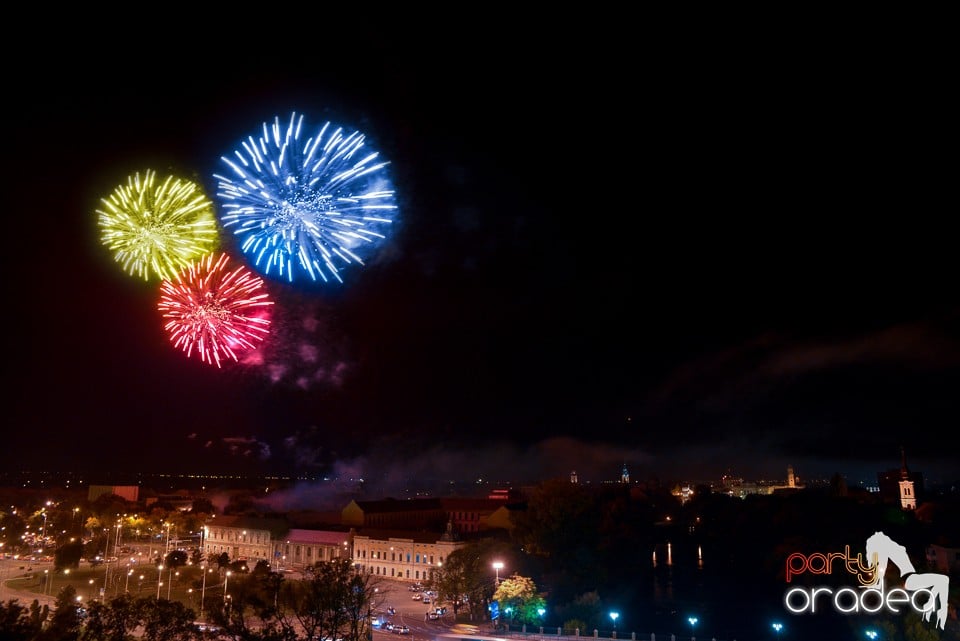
620,462,630,484
898,447,916,510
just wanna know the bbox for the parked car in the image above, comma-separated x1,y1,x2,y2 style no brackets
393,625,410,635
411,593,422,601
387,607,396,616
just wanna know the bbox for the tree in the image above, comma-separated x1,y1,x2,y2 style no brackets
493,575,547,626
208,567,284,640
429,544,484,619
272,559,384,641
509,479,602,594
557,591,601,631
425,538,519,621
138,597,199,641
165,549,189,569
38,585,82,641
190,497,216,515
89,494,131,520
0,598,44,640
83,533,106,564
81,593,140,641
54,540,83,570
563,619,588,635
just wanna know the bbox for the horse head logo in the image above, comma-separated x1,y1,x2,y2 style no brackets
865,531,949,630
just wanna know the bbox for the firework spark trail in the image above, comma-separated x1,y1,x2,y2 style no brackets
214,112,397,284
158,253,274,367
97,169,218,281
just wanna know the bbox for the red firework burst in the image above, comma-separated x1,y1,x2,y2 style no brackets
158,253,273,367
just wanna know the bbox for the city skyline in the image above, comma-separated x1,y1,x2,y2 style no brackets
5,29,957,485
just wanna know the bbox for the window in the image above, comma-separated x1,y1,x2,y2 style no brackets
415,554,420,563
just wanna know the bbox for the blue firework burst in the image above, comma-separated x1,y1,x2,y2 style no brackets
214,112,397,284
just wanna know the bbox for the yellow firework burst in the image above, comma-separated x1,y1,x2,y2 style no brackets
97,169,219,281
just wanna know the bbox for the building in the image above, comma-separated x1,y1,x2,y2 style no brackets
203,515,289,566
438,498,507,534
486,503,524,532
767,465,805,495
341,498,445,530
144,494,193,511
274,528,353,571
88,485,139,502
351,528,467,583
926,544,960,575
878,448,922,509
487,488,520,501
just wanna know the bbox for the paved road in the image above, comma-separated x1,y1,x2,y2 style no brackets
371,578,488,641
0,558,57,610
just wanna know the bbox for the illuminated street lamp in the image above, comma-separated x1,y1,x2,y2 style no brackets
224,570,232,603
610,611,619,631
156,565,164,600
492,561,504,585
865,631,878,640
772,622,783,638
688,616,698,638
200,565,214,619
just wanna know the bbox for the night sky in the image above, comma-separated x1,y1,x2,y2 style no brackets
4,28,957,487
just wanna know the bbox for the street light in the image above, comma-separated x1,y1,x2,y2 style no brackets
224,570,232,603
772,622,783,638
200,565,212,619
688,616,698,638
492,561,504,585
156,565,164,600
865,631,878,640
610,611,619,631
